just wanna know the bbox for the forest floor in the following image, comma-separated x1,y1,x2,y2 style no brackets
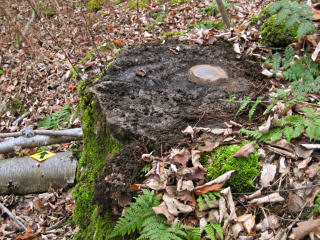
0,0,320,239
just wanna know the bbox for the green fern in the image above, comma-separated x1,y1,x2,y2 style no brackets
197,194,205,211
111,189,162,237
241,128,263,139
204,223,224,240
302,108,320,141
249,97,263,120
283,46,295,69
259,127,283,142
267,0,315,39
308,192,320,218
197,192,219,211
277,115,305,142
187,227,201,240
283,54,320,94
243,108,320,143
139,221,190,240
235,96,251,118
38,104,71,129
272,52,281,73
141,163,152,173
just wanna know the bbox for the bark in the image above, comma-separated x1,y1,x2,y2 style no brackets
0,129,82,154
216,0,231,29
0,128,82,138
0,151,77,194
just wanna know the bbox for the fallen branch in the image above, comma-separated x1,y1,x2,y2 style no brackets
0,152,77,194
12,111,31,126
0,201,27,231
0,128,82,138
0,129,82,154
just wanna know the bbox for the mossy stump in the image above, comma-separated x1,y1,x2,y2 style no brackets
72,41,263,239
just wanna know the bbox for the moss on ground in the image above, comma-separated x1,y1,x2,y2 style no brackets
260,15,298,47
72,79,120,239
202,142,260,192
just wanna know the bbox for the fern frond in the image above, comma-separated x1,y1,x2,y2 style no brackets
272,52,281,74
211,223,224,240
139,220,187,240
187,227,201,240
302,108,320,140
275,8,291,25
241,128,263,139
197,195,205,211
259,127,283,142
235,96,251,118
268,0,284,15
249,97,263,120
204,223,224,240
204,224,216,240
203,192,217,206
284,13,299,29
297,21,314,39
111,190,162,237
284,46,295,69
38,104,71,129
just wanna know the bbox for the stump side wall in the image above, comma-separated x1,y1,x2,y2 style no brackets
72,80,120,240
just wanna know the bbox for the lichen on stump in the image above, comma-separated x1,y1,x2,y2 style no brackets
73,41,263,239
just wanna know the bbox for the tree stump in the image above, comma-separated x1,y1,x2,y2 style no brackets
73,41,263,239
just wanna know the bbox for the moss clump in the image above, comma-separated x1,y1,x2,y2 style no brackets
8,97,25,115
72,79,120,239
259,14,298,47
202,142,260,192
86,0,102,11
161,31,186,39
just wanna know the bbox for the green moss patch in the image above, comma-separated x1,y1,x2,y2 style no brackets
202,142,260,192
260,15,298,47
72,79,120,239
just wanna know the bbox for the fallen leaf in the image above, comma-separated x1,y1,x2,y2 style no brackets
258,116,271,134
114,39,126,48
182,125,194,138
231,223,244,238
261,69,273,77
195,183,223,195
256,214,280,231
294,145,313,158
249,193,285,204
135,69,147,77
153,201,174,222
170,148,190,166
180,180,194,191
233,43,241,54
163,193,193,216
221,187,237,220
15,224,41,240
141,152,154,162
198,139,220,152
195,170,236,194
233,142,255,158
183,166,207,181
291,218,320,240
288,192,304,213
218,197,227,224
297,157,312,169
260,164,277,188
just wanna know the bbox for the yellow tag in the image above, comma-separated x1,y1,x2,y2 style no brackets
30,151,56,162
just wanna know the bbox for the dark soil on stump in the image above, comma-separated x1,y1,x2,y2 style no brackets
92,41,267,216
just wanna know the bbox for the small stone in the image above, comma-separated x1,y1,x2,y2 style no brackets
188,65,228,83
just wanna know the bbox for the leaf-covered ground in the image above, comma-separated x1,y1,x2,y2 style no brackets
0,0,320,239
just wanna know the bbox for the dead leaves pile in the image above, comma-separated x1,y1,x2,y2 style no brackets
129,124,320,239
0,189,76,239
